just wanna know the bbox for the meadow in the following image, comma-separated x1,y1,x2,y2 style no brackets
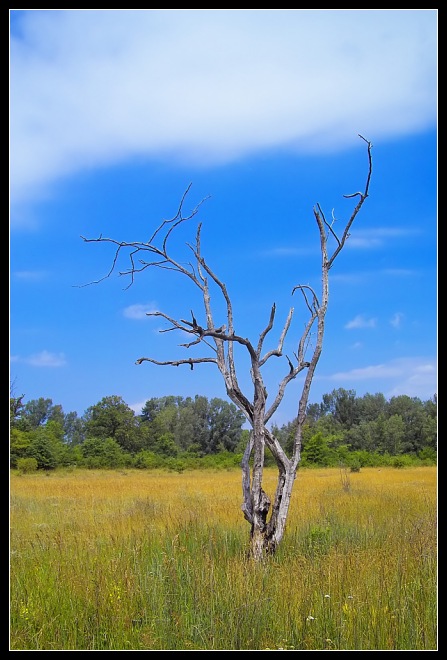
10,466,437,650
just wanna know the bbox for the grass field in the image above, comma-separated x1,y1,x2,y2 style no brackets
10,466,437,650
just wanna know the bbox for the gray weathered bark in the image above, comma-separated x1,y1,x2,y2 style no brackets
81,135,373,561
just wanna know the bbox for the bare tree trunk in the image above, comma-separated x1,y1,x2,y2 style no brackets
80,135,373,562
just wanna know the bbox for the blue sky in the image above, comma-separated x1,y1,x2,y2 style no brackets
10,9,438,427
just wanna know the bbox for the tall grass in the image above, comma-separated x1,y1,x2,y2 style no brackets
10,466,437,650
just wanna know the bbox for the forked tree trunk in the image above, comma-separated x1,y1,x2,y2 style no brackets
242,429,297,560
241,370,310,560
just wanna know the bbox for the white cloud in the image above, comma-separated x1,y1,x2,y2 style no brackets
332,362,402,380
329,357,437,400
26,350,67,367
345,314,377,329
123,303,158,320
346,227,422,249
10,9,437,210
261,246,317,258
390,312,404,328
13,270,47,281
332,268,416,284
381,269,416,278
129,400,146,415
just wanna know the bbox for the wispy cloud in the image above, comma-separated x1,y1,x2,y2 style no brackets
328,357,437,400
12,270,48,281
345,314,377,329
259,246,317,258
381,269,418,277
386,361,437,399
390,312,404,328
123,303,158,320
10,9,437,213
346,227,422,249
23,350,67,367
332,268,417,284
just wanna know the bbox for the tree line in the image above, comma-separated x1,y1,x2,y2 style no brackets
10,388,437,472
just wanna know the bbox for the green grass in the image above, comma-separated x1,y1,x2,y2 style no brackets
10,466,437,650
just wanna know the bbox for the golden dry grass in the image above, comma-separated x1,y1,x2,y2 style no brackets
10,466,437,650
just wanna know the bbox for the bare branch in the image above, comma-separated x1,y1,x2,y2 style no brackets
76,238,128,287
135,356,217,370
147,183,210,248
315,202,341,247
180,337,218,352
327,135,372,269
292,284,320,313
191,248,240,385
147,310,193,334
77,187,210,290
256,304,276,357
259,307,294,367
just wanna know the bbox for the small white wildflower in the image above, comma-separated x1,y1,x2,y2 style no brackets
306,615,315,621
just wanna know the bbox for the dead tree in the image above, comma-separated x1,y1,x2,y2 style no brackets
81,134,373,561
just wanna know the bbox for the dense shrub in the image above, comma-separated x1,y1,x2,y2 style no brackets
16,457,38,474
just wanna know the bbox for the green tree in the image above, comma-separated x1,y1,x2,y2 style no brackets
144,402,179,447
27,421,65,469
152,432,179,457
274,414,341,457
61,443,84,467
421,396,437,453
13,397,64,433
20,397,64,430
83,395,142,453
10,428,31,468
306,402,325,424
186,395,210,452
140,395,183,423
344,419,383,453
10,390,25,428
321,388,359,429
302,431,334,467
387,395,429,454
139,395,245,455
381,414,405,455
207,398,245,453
174,397,208,451
420,414,437,452
81,436,128,468
63,411,86,446
356,392,387,423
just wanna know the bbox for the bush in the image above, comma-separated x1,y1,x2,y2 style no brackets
303,524,333,558
418,447,437,465
392,455,414,469
133,450,165,469
200,451,242,470
16,457,38,474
